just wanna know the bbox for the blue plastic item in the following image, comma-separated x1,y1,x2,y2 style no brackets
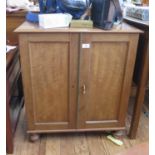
26,12,40,23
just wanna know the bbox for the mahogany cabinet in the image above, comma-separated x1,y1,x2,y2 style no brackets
15,22,141,138
6,48,24,153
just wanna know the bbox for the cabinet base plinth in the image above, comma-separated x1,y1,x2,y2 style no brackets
27,127,126,134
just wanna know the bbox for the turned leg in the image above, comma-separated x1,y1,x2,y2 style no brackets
29,133,40,142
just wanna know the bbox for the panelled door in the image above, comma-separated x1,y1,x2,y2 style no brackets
78,33,139,129
19,33,79,131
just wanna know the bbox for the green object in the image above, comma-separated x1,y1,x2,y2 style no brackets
107,135,123,146
70,20,93,28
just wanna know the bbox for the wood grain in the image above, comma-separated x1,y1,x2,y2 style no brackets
15,21,143,34
6,80,13,154
46,134,60,155
127,23,149,139
19,33,78,131
7,104,148,155
129,45,149,138
7,12,25,44
78,33,139,129
70,133,90,155
60,133,75,155
17,24,141,135
29,42,69,123
86,133,108,155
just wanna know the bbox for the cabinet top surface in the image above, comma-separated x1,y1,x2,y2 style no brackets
15,21,142,34
7,10,27,17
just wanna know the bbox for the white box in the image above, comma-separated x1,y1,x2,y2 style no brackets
39,13,72,29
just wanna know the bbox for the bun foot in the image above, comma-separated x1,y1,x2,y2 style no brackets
112,130,126,139
29,133,40,142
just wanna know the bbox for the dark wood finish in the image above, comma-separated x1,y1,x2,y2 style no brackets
124,18,149,139
6,48,24,153
6,79,13,154
6,49,17,68
6,48,18,154
129,45,148,138
143,0,149,5
16,22,141,137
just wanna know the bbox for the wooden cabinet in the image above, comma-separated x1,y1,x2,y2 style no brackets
7,11,26,44
16,22,141,136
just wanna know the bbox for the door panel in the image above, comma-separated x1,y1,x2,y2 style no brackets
86,42,128,121
29,42,69,123
19,34,79,130
78,34,138,129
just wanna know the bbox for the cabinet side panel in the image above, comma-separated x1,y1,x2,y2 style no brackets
29,42,69,123
19,34,35,130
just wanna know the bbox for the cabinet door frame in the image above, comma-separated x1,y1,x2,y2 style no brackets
78,33,139,129
19,33,79,132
